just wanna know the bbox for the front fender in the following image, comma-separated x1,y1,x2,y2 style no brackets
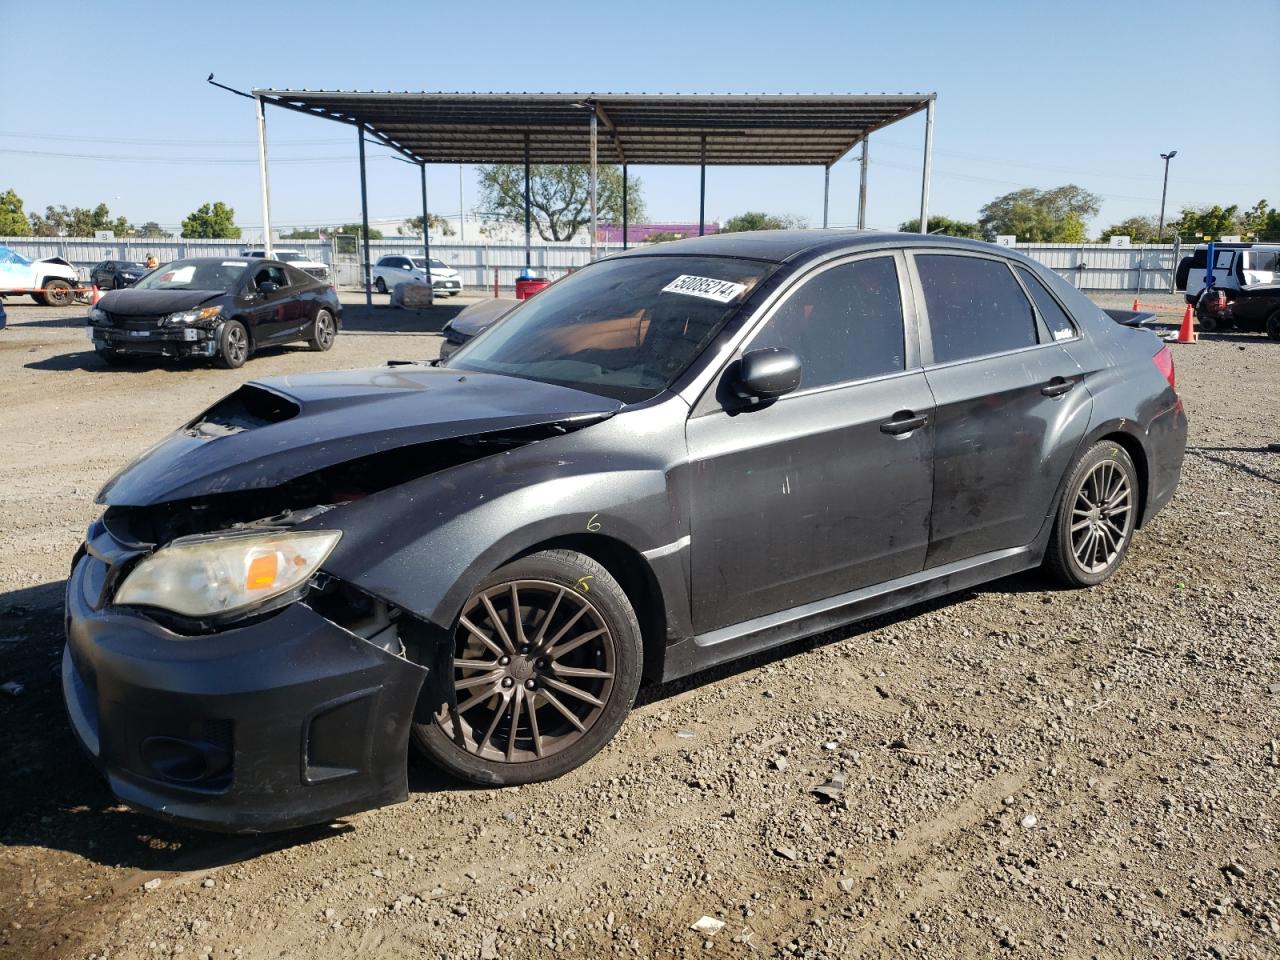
305,424,689,635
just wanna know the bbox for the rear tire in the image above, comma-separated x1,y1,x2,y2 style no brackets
410,549,642,786
1266,310,1280,341
1044,442,1139,588
216,319,250,369
307,308,336,351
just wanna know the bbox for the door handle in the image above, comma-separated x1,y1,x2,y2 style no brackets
1041,377,1075,398
880,411,928,435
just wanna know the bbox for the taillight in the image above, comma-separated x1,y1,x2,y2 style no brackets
1152,345,1176,389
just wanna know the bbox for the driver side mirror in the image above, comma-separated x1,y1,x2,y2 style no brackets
258,281,280,295
735,347,802,400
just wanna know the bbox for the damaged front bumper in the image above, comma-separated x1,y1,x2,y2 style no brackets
89,323,219,359
63,543,428,833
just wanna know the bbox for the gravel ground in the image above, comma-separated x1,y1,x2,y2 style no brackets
0,290,1276,960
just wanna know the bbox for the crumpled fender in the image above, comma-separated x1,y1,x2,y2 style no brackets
299,404,692,640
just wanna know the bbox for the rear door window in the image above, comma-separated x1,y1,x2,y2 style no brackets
916,254,1038,364
1015,265,1077,341
748,256,906,390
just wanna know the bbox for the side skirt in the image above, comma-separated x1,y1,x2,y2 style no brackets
660,545,1040,683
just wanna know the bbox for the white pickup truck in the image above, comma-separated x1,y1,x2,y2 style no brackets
0,245,82,306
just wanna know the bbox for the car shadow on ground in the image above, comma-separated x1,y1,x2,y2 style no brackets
23,344,319,374
0,566,1053,872
3,314,90,330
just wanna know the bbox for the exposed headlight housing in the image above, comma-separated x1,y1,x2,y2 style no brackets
165,305,222,326
89,307,108,322
114,529,341,620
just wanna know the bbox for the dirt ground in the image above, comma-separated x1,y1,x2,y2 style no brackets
0,290,1276,960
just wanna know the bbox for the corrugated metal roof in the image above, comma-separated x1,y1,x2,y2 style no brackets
253,91,935,166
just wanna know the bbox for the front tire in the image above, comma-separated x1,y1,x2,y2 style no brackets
41,279,75,307
1044,442,1138,588
216,319,250,369
307,308,336,351
1266,310,1280,341
94,345,129,366
411,549,642,786
374,277,388,294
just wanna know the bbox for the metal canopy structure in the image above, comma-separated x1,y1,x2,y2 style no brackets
248,88,937,303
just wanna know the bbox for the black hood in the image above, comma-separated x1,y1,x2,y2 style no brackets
97,366,622,506
98,288,226,317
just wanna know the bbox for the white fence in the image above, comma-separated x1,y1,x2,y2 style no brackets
0,236,1184,292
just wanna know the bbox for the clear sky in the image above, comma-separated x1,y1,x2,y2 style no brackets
2,0,1277,238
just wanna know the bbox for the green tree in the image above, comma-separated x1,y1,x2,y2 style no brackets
333,223,383,239
180,201,241,239
280,228,322,239
0,189,32,236
720,211,807,233
1170,204,1241,241
135,221,172,239
30,202,131,237
898,215,981,238
1098,215,1162,243
1240,199,1280,240
400,214,454,237
477,164,644,242
977,185,1101,242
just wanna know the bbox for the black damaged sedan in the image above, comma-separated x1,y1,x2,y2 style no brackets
64,231,1186,832
88,257,341,368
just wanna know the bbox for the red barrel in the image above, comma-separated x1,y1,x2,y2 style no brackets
515,278,550,300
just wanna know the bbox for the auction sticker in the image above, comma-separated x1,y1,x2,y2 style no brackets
661,274,746,303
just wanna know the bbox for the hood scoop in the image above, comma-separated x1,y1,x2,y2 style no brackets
184,384,300,439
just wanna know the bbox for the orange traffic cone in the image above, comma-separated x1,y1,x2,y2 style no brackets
1175,304,1197,344
90,285,102,306
1132,297,1140,311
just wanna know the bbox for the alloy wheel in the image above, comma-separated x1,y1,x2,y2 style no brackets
1070,459,1133,574
226,326,248,364
438,580,616,763
315,312,334,347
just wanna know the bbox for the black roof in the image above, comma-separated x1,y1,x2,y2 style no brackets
614,229,1004,263
254,91,934,166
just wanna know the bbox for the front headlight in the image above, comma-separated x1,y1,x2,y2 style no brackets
114,530,341,619
165,306,222,326
89,307,107,322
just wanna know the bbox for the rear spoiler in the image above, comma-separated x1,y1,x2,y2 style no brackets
1103,308,1157,327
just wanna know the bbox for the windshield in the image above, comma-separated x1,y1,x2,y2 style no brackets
447,254,772,402
134,259,247,292
275,252,307,263
119,262,145,273
412,258,449,270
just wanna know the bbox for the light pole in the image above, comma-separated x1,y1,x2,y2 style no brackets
1157,150,1177,242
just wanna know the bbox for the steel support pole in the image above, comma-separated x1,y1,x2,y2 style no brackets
420,162,431,271
822,165,830,228
589,112,598,261
919,100,935,234
523,134,532,272
254,95,273,257
1157,155,1172,242
358,125,371,307
857,136,869,229
698,135,707,236
622,163,629,250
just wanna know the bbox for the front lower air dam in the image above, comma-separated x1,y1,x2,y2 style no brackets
63,537,428,833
